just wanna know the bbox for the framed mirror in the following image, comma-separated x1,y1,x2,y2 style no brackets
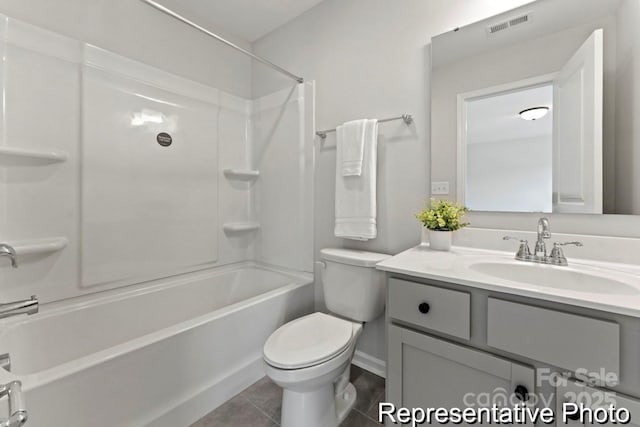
431,0,638,215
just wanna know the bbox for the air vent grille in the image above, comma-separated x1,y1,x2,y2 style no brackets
509,14,529,26
486,11,532,35
488,22,509,34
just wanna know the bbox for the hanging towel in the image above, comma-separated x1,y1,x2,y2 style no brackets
334,119,379,241
337,120,366,176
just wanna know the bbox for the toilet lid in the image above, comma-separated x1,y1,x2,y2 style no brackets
263,312,354,369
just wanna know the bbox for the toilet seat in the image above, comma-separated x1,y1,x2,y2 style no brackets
263,312,355,370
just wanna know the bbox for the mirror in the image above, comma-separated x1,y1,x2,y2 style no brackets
431,0,639,214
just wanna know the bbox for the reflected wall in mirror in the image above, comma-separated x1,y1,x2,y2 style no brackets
431,0,640,214
464,83,553,213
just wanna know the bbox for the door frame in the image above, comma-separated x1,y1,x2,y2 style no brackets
456,73,558,208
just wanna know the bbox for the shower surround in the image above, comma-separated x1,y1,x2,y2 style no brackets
0,13,314,426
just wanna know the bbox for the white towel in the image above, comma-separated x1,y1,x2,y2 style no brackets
334,119,379,241
337,120,366,176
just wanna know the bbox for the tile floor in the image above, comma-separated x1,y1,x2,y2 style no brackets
191,365,384,426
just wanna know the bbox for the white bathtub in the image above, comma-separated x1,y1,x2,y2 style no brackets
0,263,314,427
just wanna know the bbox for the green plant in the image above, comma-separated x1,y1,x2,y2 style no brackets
416,198,469,231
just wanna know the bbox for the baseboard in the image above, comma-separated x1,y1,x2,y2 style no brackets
149,352,385,426
147,357,265,427
352,350,386,378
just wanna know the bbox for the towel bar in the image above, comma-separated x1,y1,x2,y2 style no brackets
316,114,413,139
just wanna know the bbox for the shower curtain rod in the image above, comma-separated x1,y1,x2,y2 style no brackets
139,0,304,84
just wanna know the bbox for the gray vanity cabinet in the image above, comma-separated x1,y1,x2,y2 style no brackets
385,275,640,427
387,324,535,426
487,298,620,376
388,278,471,340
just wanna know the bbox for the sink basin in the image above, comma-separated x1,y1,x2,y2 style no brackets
467,261,640,295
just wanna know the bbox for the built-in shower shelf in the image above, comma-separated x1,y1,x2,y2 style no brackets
9,237,69,256
223,222,261,233
0,146,69,163
223,169,260,181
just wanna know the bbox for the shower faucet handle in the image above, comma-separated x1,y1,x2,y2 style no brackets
0,244,18,268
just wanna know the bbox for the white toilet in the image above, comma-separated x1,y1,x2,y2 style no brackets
263,248,391,427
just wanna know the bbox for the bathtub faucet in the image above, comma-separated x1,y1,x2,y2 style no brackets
0,243,18,268
0,296,38,319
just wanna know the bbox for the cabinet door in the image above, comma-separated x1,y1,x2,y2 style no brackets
387,325,535,426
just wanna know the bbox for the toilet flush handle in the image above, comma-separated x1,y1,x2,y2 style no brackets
315,261,327,282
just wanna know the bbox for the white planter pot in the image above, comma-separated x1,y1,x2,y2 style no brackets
429,230,452,251
421,227,430,246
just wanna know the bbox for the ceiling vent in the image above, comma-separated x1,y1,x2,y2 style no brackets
488,22,509,34
509,14,530,26
486,12,533,35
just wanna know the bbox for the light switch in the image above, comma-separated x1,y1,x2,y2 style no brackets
431,181,450,195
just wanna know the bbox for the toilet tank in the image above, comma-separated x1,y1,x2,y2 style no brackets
320,248,391,322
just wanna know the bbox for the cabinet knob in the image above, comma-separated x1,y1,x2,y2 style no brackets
418,302,430,314
514,385,529,402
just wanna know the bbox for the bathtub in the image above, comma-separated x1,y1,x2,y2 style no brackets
0,263,314,427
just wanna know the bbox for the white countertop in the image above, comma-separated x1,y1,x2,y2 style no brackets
376,245,640,318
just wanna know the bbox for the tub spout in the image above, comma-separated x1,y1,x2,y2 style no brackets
0,296,38,319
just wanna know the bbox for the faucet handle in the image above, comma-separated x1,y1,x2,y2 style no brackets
549,241,583,260
554,241,584,247
503,236,531,259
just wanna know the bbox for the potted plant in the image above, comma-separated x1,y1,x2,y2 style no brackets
416,198,469,251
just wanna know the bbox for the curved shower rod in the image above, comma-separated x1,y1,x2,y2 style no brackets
138,0,304,84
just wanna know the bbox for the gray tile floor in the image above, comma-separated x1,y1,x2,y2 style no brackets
191,365,384,426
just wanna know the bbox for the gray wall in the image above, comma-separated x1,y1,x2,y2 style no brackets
467,137,552,213
0,0,253,98
615,0,640,214
252,0,535,363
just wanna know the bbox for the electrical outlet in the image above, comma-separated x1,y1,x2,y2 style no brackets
431,181,450,195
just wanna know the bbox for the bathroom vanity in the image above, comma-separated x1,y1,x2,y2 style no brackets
403,0,640,422
377,245,640,427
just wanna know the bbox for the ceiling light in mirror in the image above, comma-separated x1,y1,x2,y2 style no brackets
519,106,550,121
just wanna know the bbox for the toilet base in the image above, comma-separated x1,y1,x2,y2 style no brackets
280,382,357,427
336,383,357,424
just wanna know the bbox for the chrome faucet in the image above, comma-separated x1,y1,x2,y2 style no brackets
0,296,38,319
503,218,582,266
0,244,18,268
534,217,551,257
